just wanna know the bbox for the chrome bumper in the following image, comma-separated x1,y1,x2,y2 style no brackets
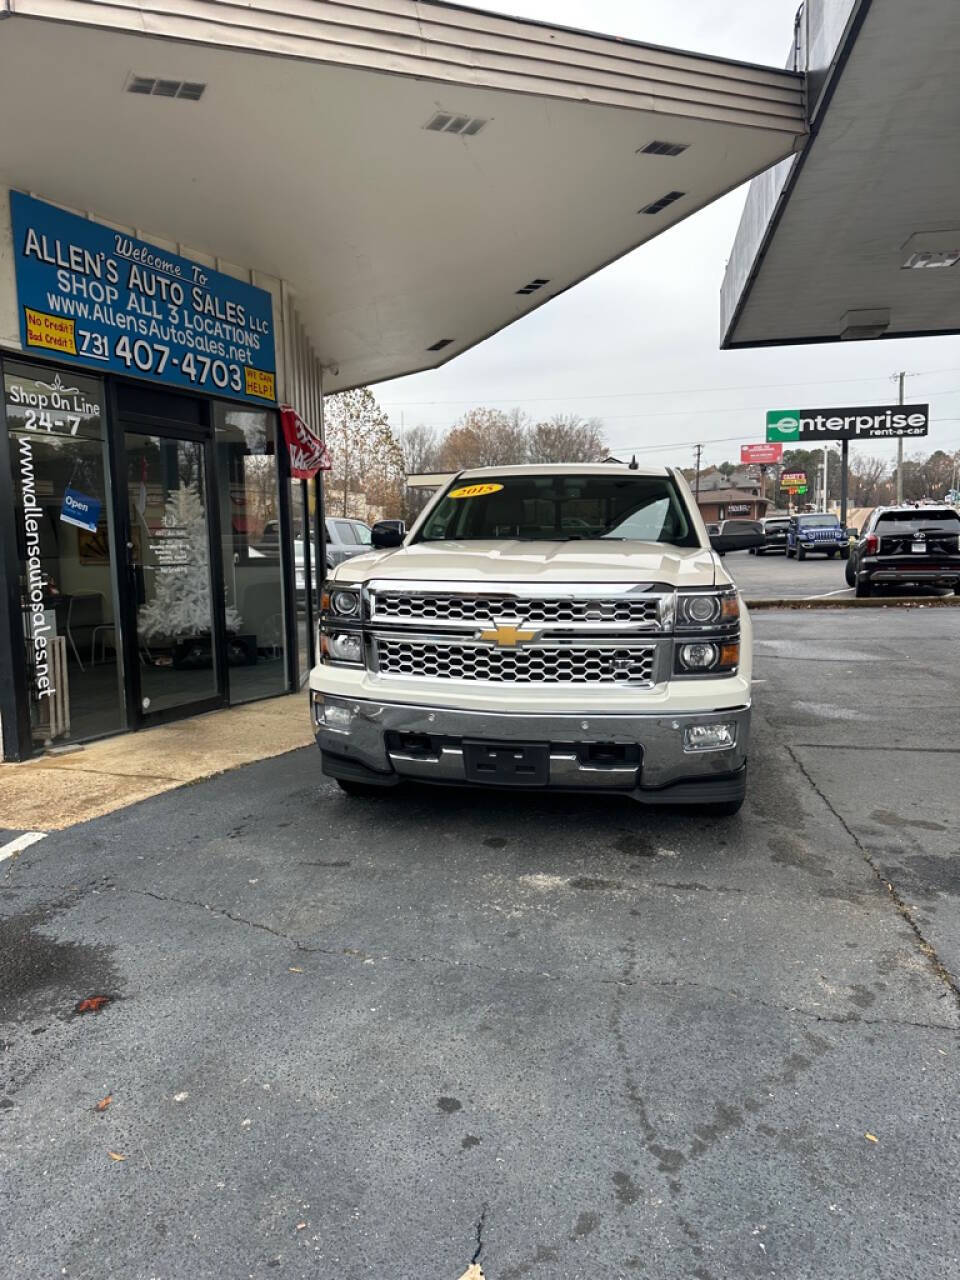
312,694,750,796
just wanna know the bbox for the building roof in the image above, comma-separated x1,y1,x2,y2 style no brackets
722,0,960,347
0,0,804,389
695,488,770,504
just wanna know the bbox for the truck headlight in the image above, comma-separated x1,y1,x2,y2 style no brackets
675,641,740,676
683,723,737,753
677,592,739,627
324,632,364,665
331,589,360,617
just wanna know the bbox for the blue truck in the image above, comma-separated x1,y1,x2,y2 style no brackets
785,512,849,560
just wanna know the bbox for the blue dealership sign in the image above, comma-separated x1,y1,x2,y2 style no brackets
9,192,277,405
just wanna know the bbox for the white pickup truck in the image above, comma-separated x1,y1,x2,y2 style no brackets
309,464,762,815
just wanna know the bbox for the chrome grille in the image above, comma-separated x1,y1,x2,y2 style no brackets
371,591,660,627
375,639,657,686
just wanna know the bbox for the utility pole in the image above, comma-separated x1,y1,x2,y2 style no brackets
896,370,905,504
694,444,703,507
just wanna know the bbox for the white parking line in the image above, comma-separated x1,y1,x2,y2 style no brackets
805,588,855,600
0,831,47,862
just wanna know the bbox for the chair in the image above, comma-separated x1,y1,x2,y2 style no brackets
65,592,103,671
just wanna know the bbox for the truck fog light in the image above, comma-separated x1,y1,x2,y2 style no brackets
323,703,355,732
680,642,718,671
683,723,737,753
327,632,363,664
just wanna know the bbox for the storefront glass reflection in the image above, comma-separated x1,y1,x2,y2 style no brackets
213,406,286,702
5,360,122,747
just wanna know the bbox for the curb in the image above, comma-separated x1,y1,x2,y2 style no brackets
746,596,960,610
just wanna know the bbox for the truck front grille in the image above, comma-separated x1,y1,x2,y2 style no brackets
374,638,657,686
371,591,660,628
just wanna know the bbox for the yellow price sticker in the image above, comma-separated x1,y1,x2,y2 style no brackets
448,483,504,500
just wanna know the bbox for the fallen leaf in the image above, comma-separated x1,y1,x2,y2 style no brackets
288,967,304,973
865,1133,879,1143
296,1222,307,1231
458,1267,485,1280
75,995,111,1015
94,1095,113,1113
107,1151,126,1162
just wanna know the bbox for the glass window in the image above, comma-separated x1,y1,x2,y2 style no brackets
4,360,122,747
353,522,373,546
334,520,358,545
290,479,311,681
213,405,286,703
418,473,697,546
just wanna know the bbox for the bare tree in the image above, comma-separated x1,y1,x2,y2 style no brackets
437,408,530,470
526,414,607,464
401,423,443,477
324,388,405,520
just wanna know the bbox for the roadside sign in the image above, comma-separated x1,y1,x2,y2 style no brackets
766,404,929,442
781,470,807,488
741,443,783,464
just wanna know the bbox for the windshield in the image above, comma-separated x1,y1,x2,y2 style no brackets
876,509,960,525
798,514,840,527
416,473,697,546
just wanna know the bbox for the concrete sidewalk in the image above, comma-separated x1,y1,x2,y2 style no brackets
0,694,313,831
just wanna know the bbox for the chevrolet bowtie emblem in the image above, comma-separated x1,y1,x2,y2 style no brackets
480,624,537,648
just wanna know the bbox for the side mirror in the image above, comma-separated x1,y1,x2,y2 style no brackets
371,521,404,549
710,520,764,554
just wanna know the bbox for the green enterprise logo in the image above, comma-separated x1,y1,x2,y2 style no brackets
766,411,801,443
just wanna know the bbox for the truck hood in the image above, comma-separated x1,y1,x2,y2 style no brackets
331,540,721,587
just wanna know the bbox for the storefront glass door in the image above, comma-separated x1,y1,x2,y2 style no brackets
124,430,222,717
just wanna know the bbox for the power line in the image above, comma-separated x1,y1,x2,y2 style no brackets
376,366,960,409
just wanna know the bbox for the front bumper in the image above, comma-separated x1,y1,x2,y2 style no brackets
312,694,750,804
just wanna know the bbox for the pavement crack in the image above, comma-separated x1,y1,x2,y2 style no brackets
471,1205,488,1265
785,743,960,1016
132,889,301,946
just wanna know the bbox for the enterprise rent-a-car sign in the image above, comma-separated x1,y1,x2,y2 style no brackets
10,192,276,405
766,404,929,443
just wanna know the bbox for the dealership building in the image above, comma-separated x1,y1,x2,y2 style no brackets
0,0,808,759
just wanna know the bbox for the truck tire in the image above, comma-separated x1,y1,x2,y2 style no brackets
786,546,795,559
797,547,806,561
854,577,874,599
336,778,393,798
845,559,856,587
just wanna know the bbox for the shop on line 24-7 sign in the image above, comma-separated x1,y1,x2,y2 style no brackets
766,404,929,443
10,192,276,405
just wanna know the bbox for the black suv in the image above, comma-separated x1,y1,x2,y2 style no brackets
846,506,960,596
750,515,790,555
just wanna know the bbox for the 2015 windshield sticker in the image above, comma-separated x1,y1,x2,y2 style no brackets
448,483,504,499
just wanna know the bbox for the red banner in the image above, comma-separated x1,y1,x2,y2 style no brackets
280,405,332,479
740,443,783,465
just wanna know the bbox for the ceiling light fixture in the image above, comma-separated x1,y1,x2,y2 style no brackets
427,338,454,352
516,278,551,296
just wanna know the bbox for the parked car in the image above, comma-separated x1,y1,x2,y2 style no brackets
750,515,790,555
845,505,960,597
325,518,373,567
785,512,849,559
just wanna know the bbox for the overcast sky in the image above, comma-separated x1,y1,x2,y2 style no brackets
370,0,960,473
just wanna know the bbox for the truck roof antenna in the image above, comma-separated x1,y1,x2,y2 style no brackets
629,455,639,470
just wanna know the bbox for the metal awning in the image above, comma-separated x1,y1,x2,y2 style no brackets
722,0,960,348
0,0,805,388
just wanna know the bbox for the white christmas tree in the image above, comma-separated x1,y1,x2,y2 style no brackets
138,484,242,641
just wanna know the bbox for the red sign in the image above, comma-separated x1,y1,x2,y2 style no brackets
280,405,332,479
741,443,783,465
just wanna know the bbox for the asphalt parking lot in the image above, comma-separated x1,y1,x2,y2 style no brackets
2,608,959,1280
725,549,853,600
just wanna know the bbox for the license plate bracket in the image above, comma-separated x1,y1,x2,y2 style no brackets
912,540,926,554
463,740,550,786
